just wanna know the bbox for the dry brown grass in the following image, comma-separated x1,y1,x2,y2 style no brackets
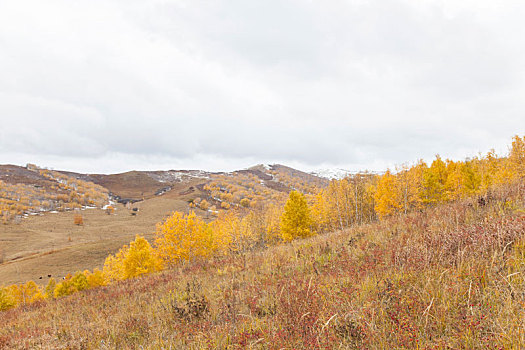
0,195,207,285
1,181,524,349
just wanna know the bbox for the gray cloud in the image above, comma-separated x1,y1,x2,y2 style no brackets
0,0,524,173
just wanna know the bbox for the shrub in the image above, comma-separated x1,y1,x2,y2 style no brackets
44,278,56,299
73,213,83,226
199,200,210,211
54,275,76,298
70,271,89,292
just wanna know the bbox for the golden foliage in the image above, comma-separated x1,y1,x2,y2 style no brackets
280,191,313,242
44,278,56,299
86,269,106,288
104,235,162,281
374,170,402,218
73,213,83,225
155,212,213,265
0,287,16,311
240,198,251,208
199,199,210,211
8,281,44,305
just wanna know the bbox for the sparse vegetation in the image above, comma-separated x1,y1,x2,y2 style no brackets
73,213,83,226
0,165,109,224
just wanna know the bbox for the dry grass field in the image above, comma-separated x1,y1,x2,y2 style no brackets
0,186,209,286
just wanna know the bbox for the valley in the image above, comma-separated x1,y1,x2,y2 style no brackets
0,163,325,285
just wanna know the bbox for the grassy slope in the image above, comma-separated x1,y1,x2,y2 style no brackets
0,194,207,285
1,181,525,349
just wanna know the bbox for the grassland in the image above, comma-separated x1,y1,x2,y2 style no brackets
1,180,523,349
0,192,208,286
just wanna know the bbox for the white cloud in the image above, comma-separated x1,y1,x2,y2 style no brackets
0,0,523,173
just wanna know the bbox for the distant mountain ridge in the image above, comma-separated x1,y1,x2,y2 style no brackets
0,163,329,221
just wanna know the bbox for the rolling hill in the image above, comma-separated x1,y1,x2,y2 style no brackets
0,163,327,285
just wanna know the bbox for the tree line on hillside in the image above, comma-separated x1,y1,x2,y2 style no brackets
0,168,108,224
312,135,524,231
1,135,523,312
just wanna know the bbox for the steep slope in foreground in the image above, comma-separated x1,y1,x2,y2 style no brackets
1,180,524,349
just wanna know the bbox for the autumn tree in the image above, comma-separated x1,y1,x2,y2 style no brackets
510,135,525,179
396,162,424,214
374,170,402,218
260,203,284,244
85,269,106,288
311,191,331,233
9,281,44,304
211,210,255,253
70,271,90,292
326,180,346,230
104,235,162,281
54,271,90,298
280,190,313,242
155,211,214,265
421,156,448,205
444,161,464,201
54,274,77,298
477,150,500,192
445,160,480,200
0,287,16,311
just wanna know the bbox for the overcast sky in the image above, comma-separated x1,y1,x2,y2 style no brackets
0,0,524,174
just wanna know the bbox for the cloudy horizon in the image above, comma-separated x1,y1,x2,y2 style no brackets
1,0,524,174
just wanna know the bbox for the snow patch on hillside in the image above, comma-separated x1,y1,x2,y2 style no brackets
148,170,211,183
311,169,385,179
310,168,353,180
